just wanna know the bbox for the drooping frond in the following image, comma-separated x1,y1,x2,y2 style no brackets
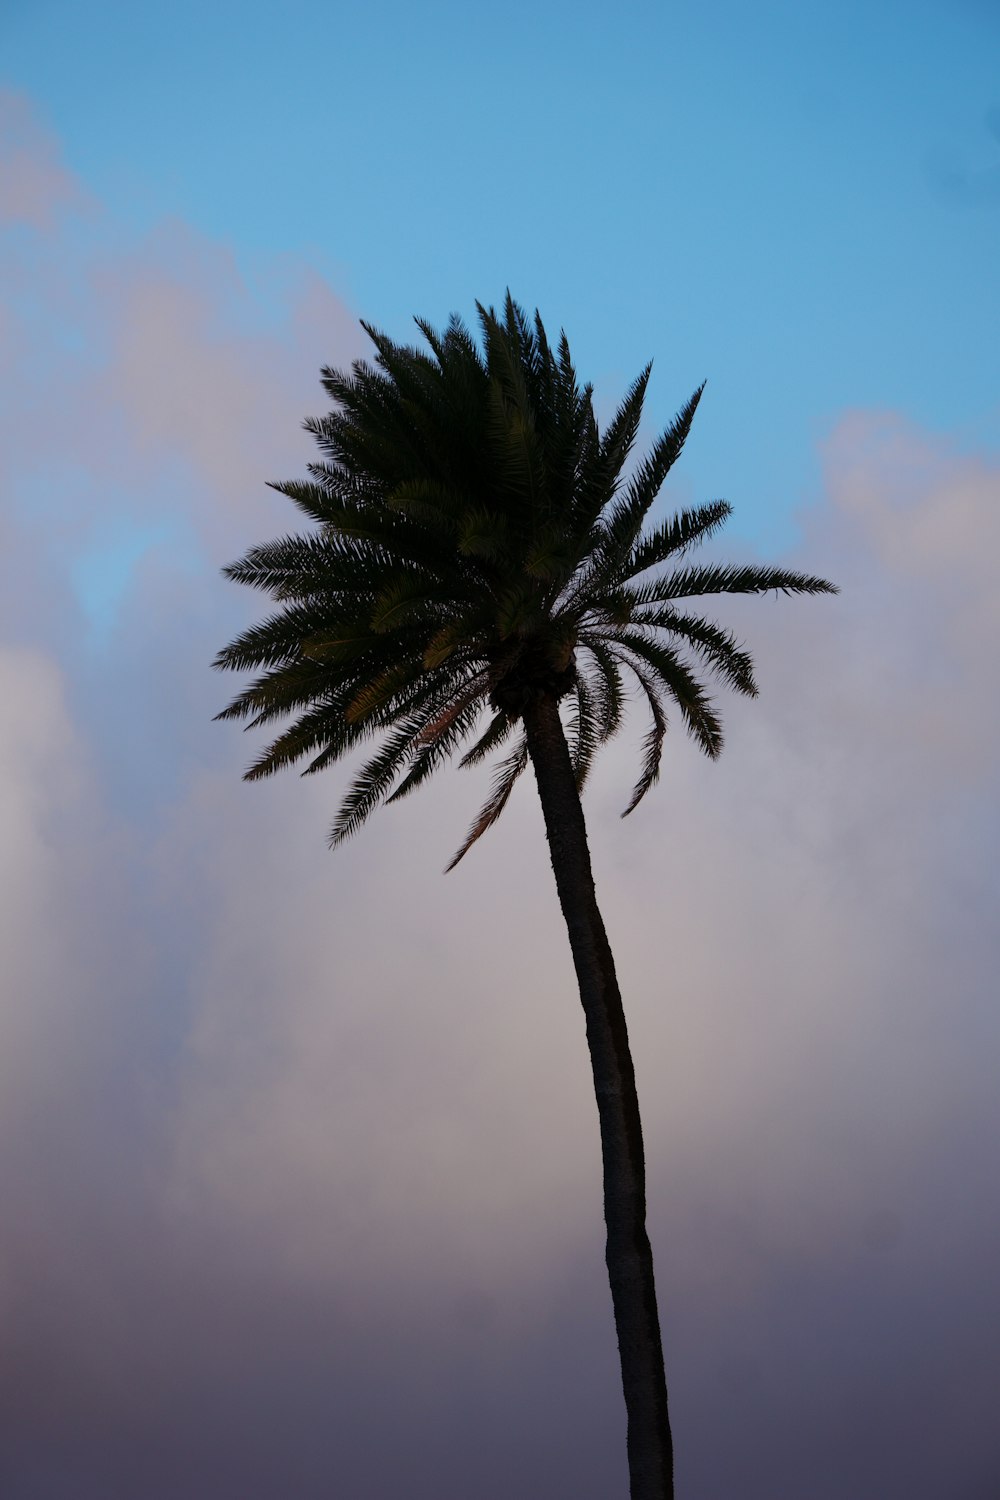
579,635,626,741
458,709,514,768
619,659,669,817
327,714,428,848
414,671,491,748
384,696,483,805
628,607,758,696
243,666,453,780
241,701,363,782
612,629,724,758
568,671,599,790
385,672,491,804
444,734,530,871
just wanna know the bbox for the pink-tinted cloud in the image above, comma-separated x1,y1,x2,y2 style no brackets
0,98,362,677
88,220,360,534
1,95,998,1500
0,90,91,229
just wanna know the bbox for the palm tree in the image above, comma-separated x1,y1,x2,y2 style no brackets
214,294,836,1499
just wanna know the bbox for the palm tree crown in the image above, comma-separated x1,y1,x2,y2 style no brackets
215,294,835,864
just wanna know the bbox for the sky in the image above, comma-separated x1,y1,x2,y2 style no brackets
1,2,998,1496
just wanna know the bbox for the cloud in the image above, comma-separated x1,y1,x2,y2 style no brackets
1,95,999,1498
0,91,90,229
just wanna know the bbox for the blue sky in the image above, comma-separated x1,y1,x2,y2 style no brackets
2,6,1000,1497
6,0,998,552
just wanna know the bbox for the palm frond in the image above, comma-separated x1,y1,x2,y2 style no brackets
345,659,433,725
619,659,670,817
444,734,530,871
369,572,458,634
628,607,757,696
246,703,366,782
567,671,600,790
213,602,374,673
458,709,514,768
414,671,491,748
579,635,626,740
572,363,652,531
213,658,336,725
590,384,705,576
623,500,733,579
613,629,723,758
385,697,484,805
328,718,424,847
626,564,840,608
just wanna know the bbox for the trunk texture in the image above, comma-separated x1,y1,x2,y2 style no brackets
522,693,674,1500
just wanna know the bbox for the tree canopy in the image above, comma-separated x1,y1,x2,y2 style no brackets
215,294,836,866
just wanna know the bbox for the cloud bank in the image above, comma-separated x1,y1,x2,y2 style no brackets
1,93,998,1499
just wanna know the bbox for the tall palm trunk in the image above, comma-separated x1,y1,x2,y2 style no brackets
522,692,674,1500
